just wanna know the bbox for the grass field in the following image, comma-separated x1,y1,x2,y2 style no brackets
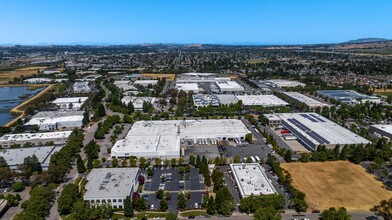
281,161,392,211
140,73,176,81
0,66,47,83
374,89,392,97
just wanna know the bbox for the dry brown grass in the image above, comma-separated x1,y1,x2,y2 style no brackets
281,161,392,211
140,73,176,81
0,66,47,83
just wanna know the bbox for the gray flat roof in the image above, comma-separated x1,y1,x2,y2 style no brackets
275,113,371,147
84,168,139,199
0,146,62,167
317,90,380,103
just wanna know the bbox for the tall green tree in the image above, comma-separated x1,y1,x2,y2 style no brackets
76,154,86,173
254,206,281,220
207,196,216,215
124,196,134,217
320,207,351,220
177,192,187,211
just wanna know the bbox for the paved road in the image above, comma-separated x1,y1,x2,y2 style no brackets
282,211,379,220
2,188,31,219
46,164,79,220
100,81,124,118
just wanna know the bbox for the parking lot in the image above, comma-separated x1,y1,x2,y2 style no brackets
141,167,207,213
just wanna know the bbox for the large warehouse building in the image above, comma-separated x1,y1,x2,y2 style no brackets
370,124,392,139
0,146,62,169
236,95,288,107
265,113,371,151
111,119,250,159
24,111,84,131
230,163,277,198
283,92,329,109
0,131,72,148
121,96,156,110
317,90,381,104
215,81,244,92
84,168,140,209
52,97,88,110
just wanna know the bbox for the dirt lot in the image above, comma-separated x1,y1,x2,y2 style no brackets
281,161,392,211
140,73,175,81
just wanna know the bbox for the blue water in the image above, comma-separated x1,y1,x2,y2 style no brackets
0,86,44,126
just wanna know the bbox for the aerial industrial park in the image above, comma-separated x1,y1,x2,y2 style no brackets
0,1,392,220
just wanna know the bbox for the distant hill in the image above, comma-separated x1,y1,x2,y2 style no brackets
343,38,390,44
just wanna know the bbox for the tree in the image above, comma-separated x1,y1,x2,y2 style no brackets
58,184,80,215
177,192,187,211
171,158,177,167
160,199,169,211
130,157,137,167
215,186,235,215
127,102,135,112
124,196,134,217
189,155,196,166
284,150,292,162
156,189,164,199
139,157,147,168
22,155,42,175
207,196,216,215
76,154,86,173
245,133,253,143
291,198,308,213
254,206,281,220
178,157,184,166
112,158,118,167
11,182,24,192
371,198,392,220
196,155,201,168
97,103,106,117
233,155,241,163
134,197,147,211
320,207,351,220
0,156,8,168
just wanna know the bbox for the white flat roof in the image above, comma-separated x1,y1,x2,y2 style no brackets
112,119,250,158
275,113,371,147
0,146,62,167
283,92,328,108
267,79,305,87
371,124,392,135
84,168,139,199
236,95,289,106
230,163,277,197
121,96,156,109
216,81,244,91
176,83,200,92
133,80,158,85
52,97,88,104
114,80,137,91
26,115,84,126
0,131,72,142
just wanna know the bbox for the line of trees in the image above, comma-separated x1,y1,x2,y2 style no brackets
267,155,308,212
240,194,285,220
300,138,392,165
94,115,120,139
14,186,55,220
47,129,84,183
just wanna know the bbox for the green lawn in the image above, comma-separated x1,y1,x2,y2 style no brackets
179,210,207,217
375,91,392,97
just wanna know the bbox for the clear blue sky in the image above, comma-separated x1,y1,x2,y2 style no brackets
0,0,391,45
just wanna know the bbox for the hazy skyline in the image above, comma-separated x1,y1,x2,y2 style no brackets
1,0,392,45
